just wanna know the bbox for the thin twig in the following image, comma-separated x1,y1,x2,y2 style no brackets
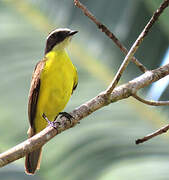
132,93,169,106
136,124,169,144
0,63,169,167
74,0,147,73
105,0,169,95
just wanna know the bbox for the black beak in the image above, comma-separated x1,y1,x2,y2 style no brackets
68,30,78,36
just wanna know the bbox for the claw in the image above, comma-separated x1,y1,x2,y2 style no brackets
59,112,74,125
42,113,59,129
59,112,73,119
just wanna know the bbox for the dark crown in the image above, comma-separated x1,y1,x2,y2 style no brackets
45,28,78,54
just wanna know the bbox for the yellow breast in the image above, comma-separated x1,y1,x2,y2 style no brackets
34,50,76,132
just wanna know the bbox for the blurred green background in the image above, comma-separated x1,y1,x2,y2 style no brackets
0,0,169,179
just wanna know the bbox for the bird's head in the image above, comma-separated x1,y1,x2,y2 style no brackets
45,28,78,54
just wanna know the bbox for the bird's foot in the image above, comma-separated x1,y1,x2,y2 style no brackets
42,112,76,130
42,113,60,129
59,112,73,119
59,112,80,124
58,112,74,125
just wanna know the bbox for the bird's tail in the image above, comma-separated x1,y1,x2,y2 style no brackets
25,147,42,175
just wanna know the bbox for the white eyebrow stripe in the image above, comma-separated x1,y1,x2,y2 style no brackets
46,28,71,40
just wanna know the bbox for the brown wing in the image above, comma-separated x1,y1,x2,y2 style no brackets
28,59,45,129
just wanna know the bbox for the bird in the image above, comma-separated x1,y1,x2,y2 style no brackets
25,28,78,175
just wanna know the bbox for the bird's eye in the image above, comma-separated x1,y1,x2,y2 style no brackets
57,31,61,36
57,32,64,39
51,33,57,39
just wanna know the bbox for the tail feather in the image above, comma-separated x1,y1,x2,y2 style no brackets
25,147,42,175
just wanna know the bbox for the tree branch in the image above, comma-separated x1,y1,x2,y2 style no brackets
105,0,169,95
132,93,169,106
0,63,169,167
136,124,169,144
74,0,147,73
